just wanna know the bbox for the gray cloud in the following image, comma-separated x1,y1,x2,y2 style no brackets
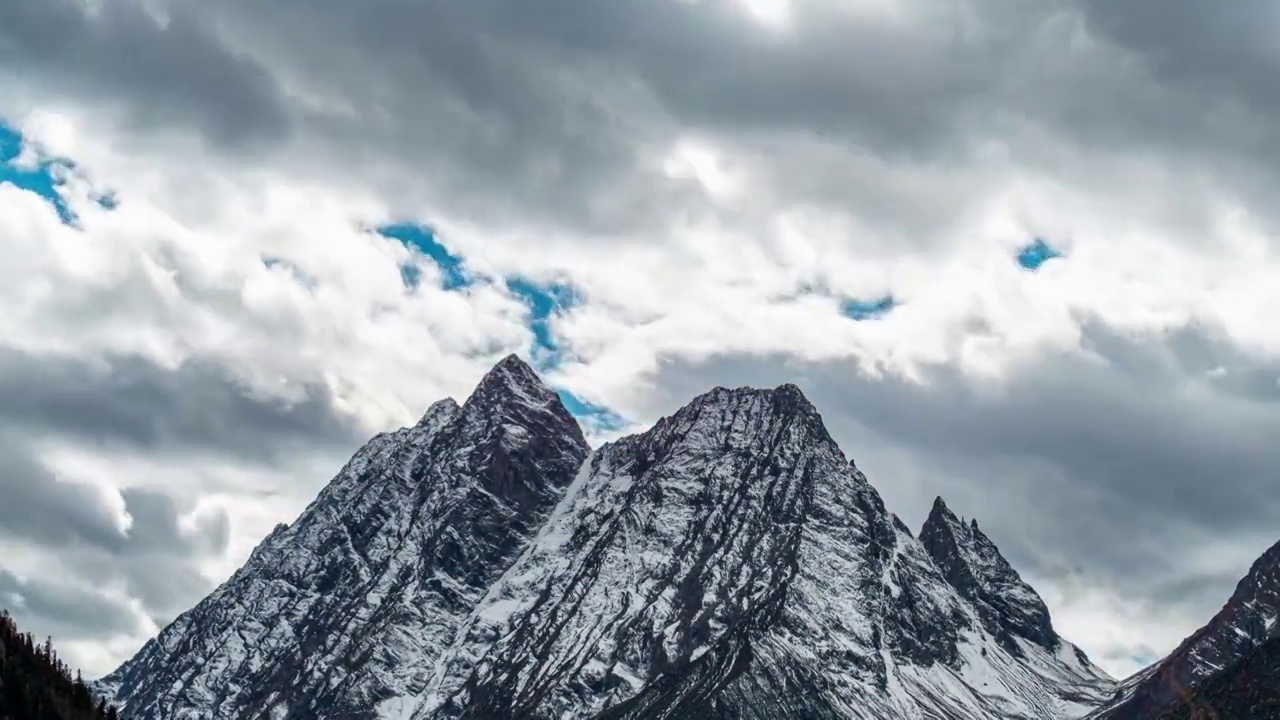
0,434,128,551
0,434,235,558
60,550,222,628
0,0,290,148
1078,0,1280,114
0,569,146,641
0,349,363,668
0,348,360,464
185,0,1043,234
0,0,1273,243
0,431,232,625
0,0,1253,240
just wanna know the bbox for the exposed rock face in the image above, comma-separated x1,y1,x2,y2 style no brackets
920,496,1058,656
1090,538,1280,720
100,358,1115,719
406,384,1113,719
1154,635,1280,720
98,355,590,720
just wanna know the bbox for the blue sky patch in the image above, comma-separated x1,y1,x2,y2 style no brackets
0,120,75,224
378,223,470,290
841,295,896,320
1016,238,1061,271
506,280,620,433
506,277,578,364
556,389,627,433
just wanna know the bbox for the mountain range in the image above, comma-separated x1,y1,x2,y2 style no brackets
94,356,1280,719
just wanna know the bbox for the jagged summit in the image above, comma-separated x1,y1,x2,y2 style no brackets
678,382,811,411
469,353,548,400
460,353,586,441
459,353,587,448
929,495,957,520
417,379,845,719
647,382,830,447
416,397,461,427
414,354,561,428
920,496,1060,654
99,356,590,720
923,496,984,536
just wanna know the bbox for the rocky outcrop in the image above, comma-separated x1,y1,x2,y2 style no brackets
920,496,1058,655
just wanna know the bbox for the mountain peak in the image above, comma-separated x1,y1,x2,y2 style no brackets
929,495,958,521
100,349,591,720
470,353,547,397
461,354,581,431
921,497,1058,654
494,351,533,371
416,397,461,428
682,382,819,421
651,382,833,457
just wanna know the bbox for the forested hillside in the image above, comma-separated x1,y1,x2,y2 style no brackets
1,610,117,720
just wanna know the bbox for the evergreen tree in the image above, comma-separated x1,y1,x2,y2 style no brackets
0,610,119,720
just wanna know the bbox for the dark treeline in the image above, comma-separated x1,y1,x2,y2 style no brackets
1,610,118,720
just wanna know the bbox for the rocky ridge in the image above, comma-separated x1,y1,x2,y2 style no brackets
920,497,1059,656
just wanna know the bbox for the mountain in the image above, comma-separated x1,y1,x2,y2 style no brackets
1155,635,1280,720
1088,537,1280,720
1,610,118,720
98,355,590,719
100,357,1114,719
405,384,1114,720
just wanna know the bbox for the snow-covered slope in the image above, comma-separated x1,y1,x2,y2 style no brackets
100,359,1115,719
394,384,1111,719
1089,536,1280,719
97,355,589,719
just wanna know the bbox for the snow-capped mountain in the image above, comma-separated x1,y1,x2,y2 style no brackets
101,356,1115,719
1088,536,1280,719
98,355,590,719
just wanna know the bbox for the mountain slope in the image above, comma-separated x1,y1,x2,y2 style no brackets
1090,537,1280,720
98,355,590,720
1155,635,1280,720
383,384,1114,719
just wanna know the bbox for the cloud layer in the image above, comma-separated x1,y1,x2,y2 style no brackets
1,0,1278,680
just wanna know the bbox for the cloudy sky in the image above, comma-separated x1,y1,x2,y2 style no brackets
2,0,1280,680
